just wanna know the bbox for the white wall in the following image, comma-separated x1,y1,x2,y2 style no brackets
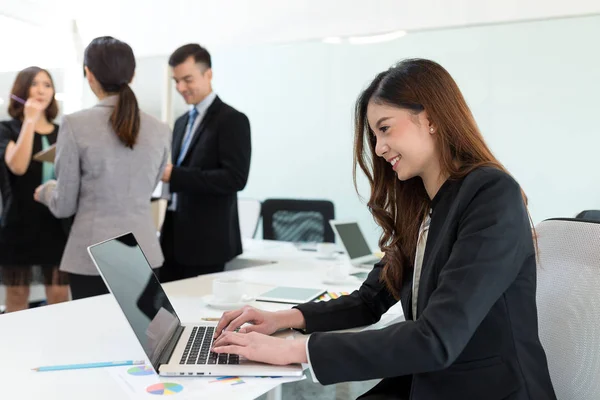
4,0,600,61
204,14,600,247
3,15,598,248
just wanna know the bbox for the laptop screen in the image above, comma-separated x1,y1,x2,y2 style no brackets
332,222,372,260
88,233,180,370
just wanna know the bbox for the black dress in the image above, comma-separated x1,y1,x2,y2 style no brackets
0,119,68,285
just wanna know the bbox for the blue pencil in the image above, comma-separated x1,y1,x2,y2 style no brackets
32,360,146,372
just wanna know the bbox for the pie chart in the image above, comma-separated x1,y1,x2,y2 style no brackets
127,365,154,376
146,382,184,395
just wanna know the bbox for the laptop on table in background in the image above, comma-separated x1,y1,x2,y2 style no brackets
329,220,382,269
87,232,303,378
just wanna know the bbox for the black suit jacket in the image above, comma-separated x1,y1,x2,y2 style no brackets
166,96,251,266
295,168,556,400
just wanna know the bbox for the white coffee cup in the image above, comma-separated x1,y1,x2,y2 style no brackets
212,278,245,303
326,263,348,281
317,242,337,259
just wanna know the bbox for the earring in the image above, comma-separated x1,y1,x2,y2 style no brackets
429,127,434,133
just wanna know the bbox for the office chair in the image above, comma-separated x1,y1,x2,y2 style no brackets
237,198,262,239
575,210,600,221
262,199,335,243
535,218,600,400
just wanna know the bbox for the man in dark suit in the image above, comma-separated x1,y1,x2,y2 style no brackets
160,43,251,282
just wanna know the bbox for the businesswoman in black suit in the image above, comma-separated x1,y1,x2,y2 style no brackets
212,59,557,400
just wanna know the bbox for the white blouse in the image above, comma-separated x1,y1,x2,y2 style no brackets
411,209,432,319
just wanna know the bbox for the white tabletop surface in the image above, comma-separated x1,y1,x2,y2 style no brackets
0,239,402,399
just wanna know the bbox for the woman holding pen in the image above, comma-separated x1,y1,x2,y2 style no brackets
0,67,69,312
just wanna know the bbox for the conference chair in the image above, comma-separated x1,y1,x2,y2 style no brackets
262,199,335,243
575,210,600,221
237,198,262,239
535,218,600,400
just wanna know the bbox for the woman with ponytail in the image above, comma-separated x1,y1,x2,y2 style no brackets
35,36,171,300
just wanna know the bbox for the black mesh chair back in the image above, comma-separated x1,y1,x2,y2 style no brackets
576,210,600,221
262,199,335,243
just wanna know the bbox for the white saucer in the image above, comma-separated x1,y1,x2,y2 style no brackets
203,294,255,310
315,254,338,260
322,275,359,285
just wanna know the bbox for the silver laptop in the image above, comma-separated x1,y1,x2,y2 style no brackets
87,232,303,378
329,221,381,268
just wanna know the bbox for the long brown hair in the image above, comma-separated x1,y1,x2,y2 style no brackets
84,36,140,149
353,59,528,299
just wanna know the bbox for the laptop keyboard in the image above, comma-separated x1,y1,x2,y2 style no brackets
179,326,239,365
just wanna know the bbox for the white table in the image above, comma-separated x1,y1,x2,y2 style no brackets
0,239,401,399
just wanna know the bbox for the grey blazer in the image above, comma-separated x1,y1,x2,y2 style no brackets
39,96,171,275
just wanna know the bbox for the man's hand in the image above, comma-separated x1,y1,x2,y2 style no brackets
162,164,173,183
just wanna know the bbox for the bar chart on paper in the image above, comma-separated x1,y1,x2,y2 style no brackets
128,366,154,376
210,376,245,386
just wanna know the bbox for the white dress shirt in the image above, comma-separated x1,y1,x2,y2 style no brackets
168,91,217,211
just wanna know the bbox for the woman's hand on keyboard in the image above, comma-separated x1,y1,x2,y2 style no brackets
214,306,279,339
212,331,308,365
